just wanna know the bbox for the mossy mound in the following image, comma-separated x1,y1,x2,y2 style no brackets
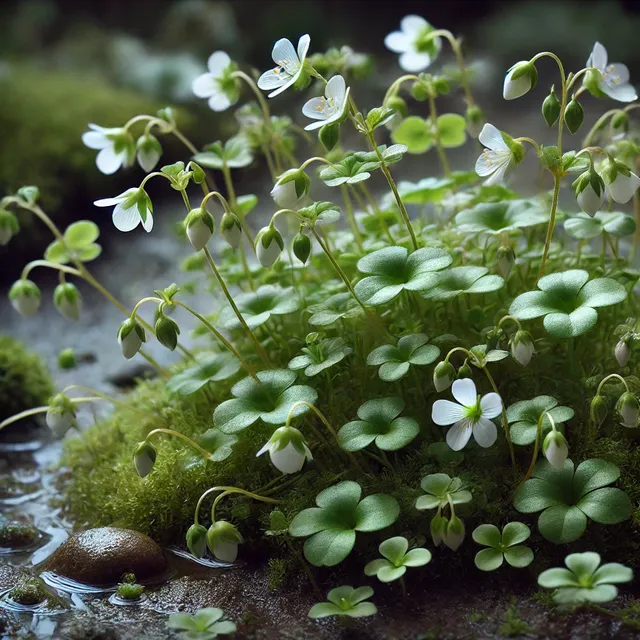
0,334,53,423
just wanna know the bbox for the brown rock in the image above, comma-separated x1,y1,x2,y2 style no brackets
42,527,166,585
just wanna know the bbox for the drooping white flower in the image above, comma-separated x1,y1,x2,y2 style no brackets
133,441,157,478
601,159,640,204
302,75,350,131
542,430,569,470
258,35,311,98
94,188,154,233
81,124,135,175
431,378,502,451
185,207,215,252
510,330,535,367
256,426,312,474
384,15,441,72
615,339,630,367
206,520,243,563
503,61,537,100
475,124,517,185
584,42,637,103
617,392,639,428
136,134,162,173
54,283,83,321
255,225,284,268
0,209,19,245
9,279,41,317
220,212,243,248
270,168,310,209
191,51,240,111
433,360,455,393
46,394,78,437
574,168,605,217
117,318,147,360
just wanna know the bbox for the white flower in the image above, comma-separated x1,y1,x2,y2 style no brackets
258,35,311,98
8,279,41,317
94,188,153,233
511,330,535,367
220,212,243,248
475,124,515,185
185,207,214,252
133,441,157,478
255,226,284,268
81,124,135,175
136,134,162,173
607,169,640,204
192,51,239,111
431,378,502,451
503,61,537,100
46,395,77,437
542,430,569,470
576,179,604,217
585,42,637,103
271,181,306,210
384,15,441,72
256,426,312,474
54,283,82,321
615,340,630,367
302,75,350,131
617,392,639,428
117,318,146,360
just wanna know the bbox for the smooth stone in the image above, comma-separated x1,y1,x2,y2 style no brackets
42,527,166,585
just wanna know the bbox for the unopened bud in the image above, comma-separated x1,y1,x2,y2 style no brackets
433,360,455,392
133,440,157,478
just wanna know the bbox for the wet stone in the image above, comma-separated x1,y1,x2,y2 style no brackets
0,520,39,549
42,527,167,586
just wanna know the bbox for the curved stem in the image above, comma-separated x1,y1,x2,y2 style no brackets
522,414,544,482
383,74,420,106
193,486,279,525
584,108,622,146
21,260,82,281
596,373,630,396
232,70,271,123
429,29,475,105
497,315,523,333
146,427,213,461
482,366,516,469
537,174,561,282
298,156,337,172
0,398,101,432
530,52,567,151
62,384,155,420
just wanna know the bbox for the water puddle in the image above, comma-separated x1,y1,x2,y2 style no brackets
166,546,234,568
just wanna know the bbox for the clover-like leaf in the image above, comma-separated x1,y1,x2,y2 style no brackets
338,397,419,452
167,607,236,638
415,473,472,511
437,114,467,148
506,395,574,446
307,292,362,326
319,154,380,187
352,144,406,166
364,536,432,583
510,270,627,338
44,221,102,264
514,458,631,543
193,136,253,169
393,177,453,205
167,354,242,396
236,194,258,217
564,211,635,240
472,522,533,571
423,266,504,301
214,369,317,433
219,285,299,330
455,200,549,235
355,246,452,305
391,116,433,154
180,429,238,470
290,481,399,566
289,337,352,377
297,201,341,227
309,585,377,619
367,333,440,381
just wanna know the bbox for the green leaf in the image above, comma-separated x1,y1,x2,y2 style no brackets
236,194,258,216
394,177,453,205
538,567,580,588
65,221,100,247
578,278,627,308
592,563,634,585
472,524,501,548
573,459,621,497
538,504,587,544
354,494,400,531
377,565,406,582
501,522,531,547
167,354,241,395
475,548,504,571
513,478,566,513
420,473,453,496
303,529,356,566
366,106,396,130
455,200,548,235
308,603,343,619
391,116,434,154
44,240,70,264
423,266,503,301
220,285,299,330
504,545,534,568
564,211,635,239
379,536,408,564
577,488,631,524
437,113,467,148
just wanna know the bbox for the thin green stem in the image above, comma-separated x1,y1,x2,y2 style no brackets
428,29,475,106
193,486,279,525
21,260,82,280
522,414,544,483
596,373,630,396
340,185,363,251
146,428,214,462
482,365,516,470
537,174,561,283
428,93,450,176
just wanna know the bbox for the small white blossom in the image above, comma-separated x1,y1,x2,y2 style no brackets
603,162,640,204
542,430,569,470
81,124,135,175
432,378,502,451
46,395,77,437
384,15,441,72
256,426,312,474
258,35,311,98
302,75,350,131
586,42,637,103
475,124,515,185
615,340,630,367
192,51,239,111
503,61,537,100
94,188,153,233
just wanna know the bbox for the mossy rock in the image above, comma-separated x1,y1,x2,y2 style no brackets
0,334,53,423
8,578,47,605
0,520,39,549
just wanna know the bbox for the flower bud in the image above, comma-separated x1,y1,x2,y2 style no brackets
511,330,535,367
411,79,430,101
433,360,455,392
186,523,208,558
58,348,77,370
133,440,157,478
220,212,243,248
9,279,41,317
590,394,608,427
136,134,162,173
496,245,516,279
292,231,312,264
564,98,584,135
465,104,484,138
617,391,639,428
601,159,640,205
503,60,537,100
117,318,147,359
616,339,631,367
269,510,288,533
542,430,568,469
54,283,82,321
46,393,77,437
185,207,214,252
443,515,465,551
255,225,284,268
256,426,312,474
430,514,448,547
270,169,310,209
542,86,561,127
485,327,503,351
456,360,473,380
206,520,243,563
611,111,629,134
155,314,180,351
386,95,408,119
0,208,19,245
573,168,605,217
188,162,206,185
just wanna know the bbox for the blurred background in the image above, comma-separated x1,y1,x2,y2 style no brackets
1,0,639,389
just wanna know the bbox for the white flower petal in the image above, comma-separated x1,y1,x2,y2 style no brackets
400,14,428,36
480,392,503,419
609,172,640,204
577,183,603,216
483,157,511,185
503,68,532,100
478,123,508,151
325,75,346,102
141,212,154,233
257,69,286,91
446,419,473,451
272,38,298,66
271,442,306,474
207,51,231,77
94,196,123,207
451,378,477,407
302,97,327,121
432,399,466,426
606,62,630,86
208,91,233,112
96,147,124,175
297,34,311,62
384,31,412,53
112,203,140,232
473,417,498,448
137,147,161,173
192,72,217,98
82,131,109,150
256,441,270,457
268,74,298,99
587,42,608,71
544,438,568,469
600,81,638,103
399,51,432,72
212,541,238,563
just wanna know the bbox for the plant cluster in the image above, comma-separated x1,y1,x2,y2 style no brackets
3,13,640,625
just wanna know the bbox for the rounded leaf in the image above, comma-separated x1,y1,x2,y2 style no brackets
437,113,467,148
391,116,433,154
503,545,534,568
303,529,356,566
474,548,504,571
538,504,587,544
379,536,409,564
354,494,400,532
501,522,531,547
472,524,501,548
65,221,100,247
577,487,631,524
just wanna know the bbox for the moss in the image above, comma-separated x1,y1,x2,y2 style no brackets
0,334,53,423
498,599,533,637
267,557,287,591
0,520,39,548
116,582,145,600
8,578,47,605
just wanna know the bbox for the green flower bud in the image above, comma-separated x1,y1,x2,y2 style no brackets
443,514,465,551
564,98,584,135
220,212,243,248
537,145,562,173
46,393,77,437
386,95,408,119
117,317,147,359
465,104,484,138
496,245,516,279
617,391,639,428
155,314,181,351
318,122,340,152
457,360,473,379
511,330,535,367
0,208,19,245
485,327,503,351
503,61,537,100
411,79,430,101
433,360,455,392
615,339,631,367
430,514,448,547
292,231,312,264
133,440,157,478
185,207,215,252
136,133,162,173
433,77,450,95
186,523,208,558
590,394,608,427
206,520,243,563
9,279,41,317
271,169,311,208
17,186,40,205
255,225,284,268
256,426,312,474
188,161,206,185
58,348,77,370
542,86,561,127
54,282,82,321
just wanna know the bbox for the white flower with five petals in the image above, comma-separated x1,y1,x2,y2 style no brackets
94,188,153,233
81,124,135,175
302,75,350,131
191,51,240,111
258,35,311,98
431,379,502,451
475,123,516,185
384,15,441,72
585,42,637,103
